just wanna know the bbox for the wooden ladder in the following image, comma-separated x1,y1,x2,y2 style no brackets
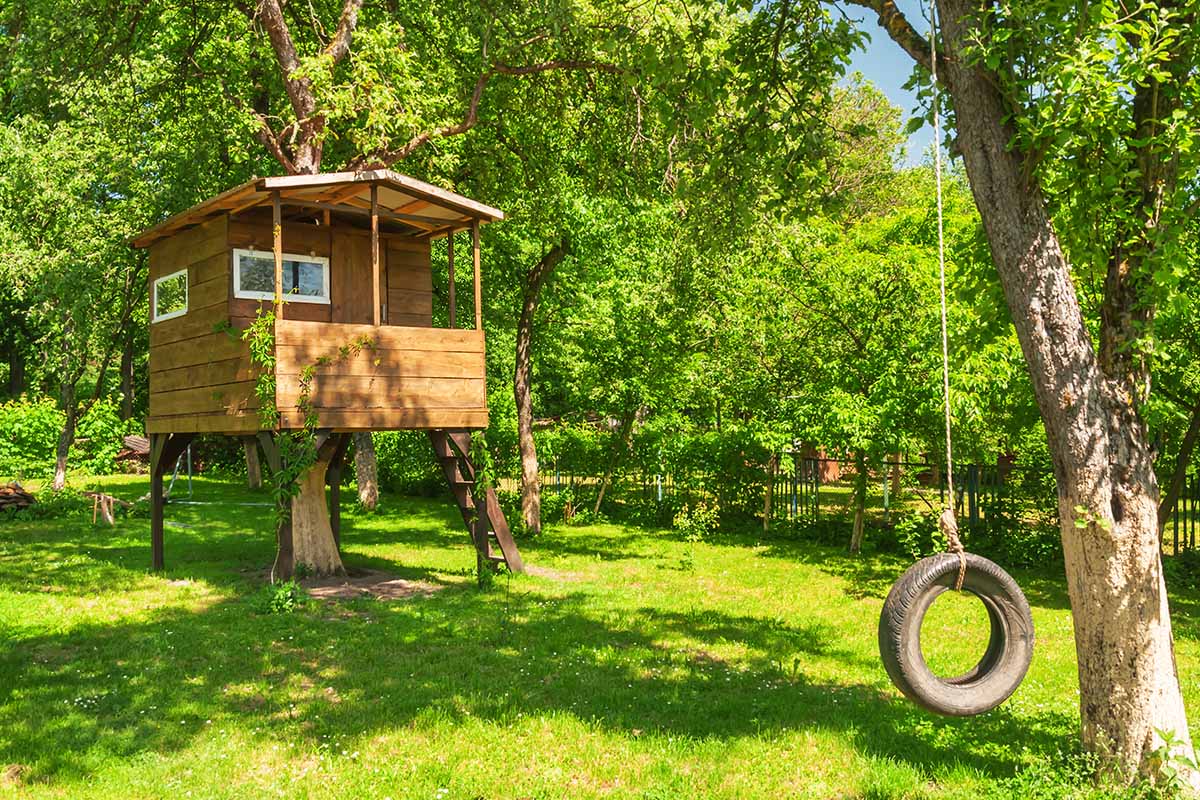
428,430,525,574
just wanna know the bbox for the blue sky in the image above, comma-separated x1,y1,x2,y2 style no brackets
840,0,934,165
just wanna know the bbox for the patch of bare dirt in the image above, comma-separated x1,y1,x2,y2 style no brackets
300,569,445,601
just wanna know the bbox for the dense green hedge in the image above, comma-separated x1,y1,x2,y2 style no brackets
0,396,139,480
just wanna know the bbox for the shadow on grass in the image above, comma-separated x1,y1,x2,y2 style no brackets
0,584,1077,786
0,477,1084,789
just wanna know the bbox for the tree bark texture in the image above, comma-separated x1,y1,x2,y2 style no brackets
931,0,1192,775
120,332,134,420
849,451,867,554
514,243,568,535
353,432,379,510
244,437,263,490
52,382,76,490
8,347,24,397
289,453,345,577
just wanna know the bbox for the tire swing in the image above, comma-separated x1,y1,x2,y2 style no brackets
877,3,1034,717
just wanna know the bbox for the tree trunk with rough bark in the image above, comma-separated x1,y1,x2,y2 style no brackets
514,243,568,535
52,382,76,490
8,347,24,397
120,332,134,420
930,0,1194,776
849,451,867,554
289,453,345,577
353,432,378,510
763,453,777,532
244,437,262,490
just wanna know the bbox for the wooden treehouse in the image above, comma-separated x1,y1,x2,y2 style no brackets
132,170,524,578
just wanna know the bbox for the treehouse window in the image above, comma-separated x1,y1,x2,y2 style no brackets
234,248,330,304
152,269,188,322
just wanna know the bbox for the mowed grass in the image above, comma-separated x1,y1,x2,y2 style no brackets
2,474,1200,799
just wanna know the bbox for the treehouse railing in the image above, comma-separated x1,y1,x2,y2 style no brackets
274,319,488,431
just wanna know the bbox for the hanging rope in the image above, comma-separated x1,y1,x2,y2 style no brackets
929,0,966,589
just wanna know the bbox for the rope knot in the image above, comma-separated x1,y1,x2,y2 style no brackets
940,508,967,591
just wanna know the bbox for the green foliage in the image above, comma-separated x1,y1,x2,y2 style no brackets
258,579,306,615
70,398,135,475
674,501,719,571
0,397,63,479
372,432,443,496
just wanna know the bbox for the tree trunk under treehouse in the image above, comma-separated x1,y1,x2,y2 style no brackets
354,432,379,510
286,456,345,578
244,437,263,490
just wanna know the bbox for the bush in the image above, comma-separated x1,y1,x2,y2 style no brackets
0,396,64,479
372,431,444,496
258,579,307,614
71,398,138,475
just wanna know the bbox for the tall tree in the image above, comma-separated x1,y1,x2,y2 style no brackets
844,0,1200,779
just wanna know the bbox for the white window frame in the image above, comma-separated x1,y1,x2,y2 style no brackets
233,248,331,305
151,269,189,323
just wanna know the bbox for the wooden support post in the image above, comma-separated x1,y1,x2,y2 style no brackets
149,432,194,571
150,433,165,571
272,190,284,320
371,184,381,326
472,220,482,331
447,230,456,329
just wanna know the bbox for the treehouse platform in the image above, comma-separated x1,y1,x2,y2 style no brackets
132,170,523,575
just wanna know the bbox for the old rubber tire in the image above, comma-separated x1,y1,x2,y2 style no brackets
878,552,1034,717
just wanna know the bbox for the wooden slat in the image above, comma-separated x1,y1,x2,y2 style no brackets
230,297,331,323
277,376,486,409
278,408,489,431
150,357,259,393
371,184,381,326
228,218,333,256
388,313,432,328
273,319,484,350
276,346,483,379
387,267,432,292
188,271,229,310
150,380,259,416
472,220,482,331
146,411,262,435
331,231,374,324
149,302,227,346
387,289,433,317
148,216,229,277
151,333,248,371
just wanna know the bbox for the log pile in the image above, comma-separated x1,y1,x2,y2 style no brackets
0,482,36,511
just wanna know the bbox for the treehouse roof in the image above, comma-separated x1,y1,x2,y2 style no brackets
131,170,505,248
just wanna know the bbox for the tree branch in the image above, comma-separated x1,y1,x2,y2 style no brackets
324,0,364,62
352,60,623,168
255,0,314,121
840,0,934,74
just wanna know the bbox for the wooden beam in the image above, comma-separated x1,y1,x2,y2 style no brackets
277,198,434,233
447,231,456,329
371,184,381,326
472,220,482,331
272,191,284,320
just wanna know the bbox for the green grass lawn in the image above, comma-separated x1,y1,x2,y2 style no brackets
2,474,1199,799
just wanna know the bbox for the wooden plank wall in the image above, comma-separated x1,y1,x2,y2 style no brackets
146,216,260,434
229,210,433,328
387,239,433,327
274,320,487,431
